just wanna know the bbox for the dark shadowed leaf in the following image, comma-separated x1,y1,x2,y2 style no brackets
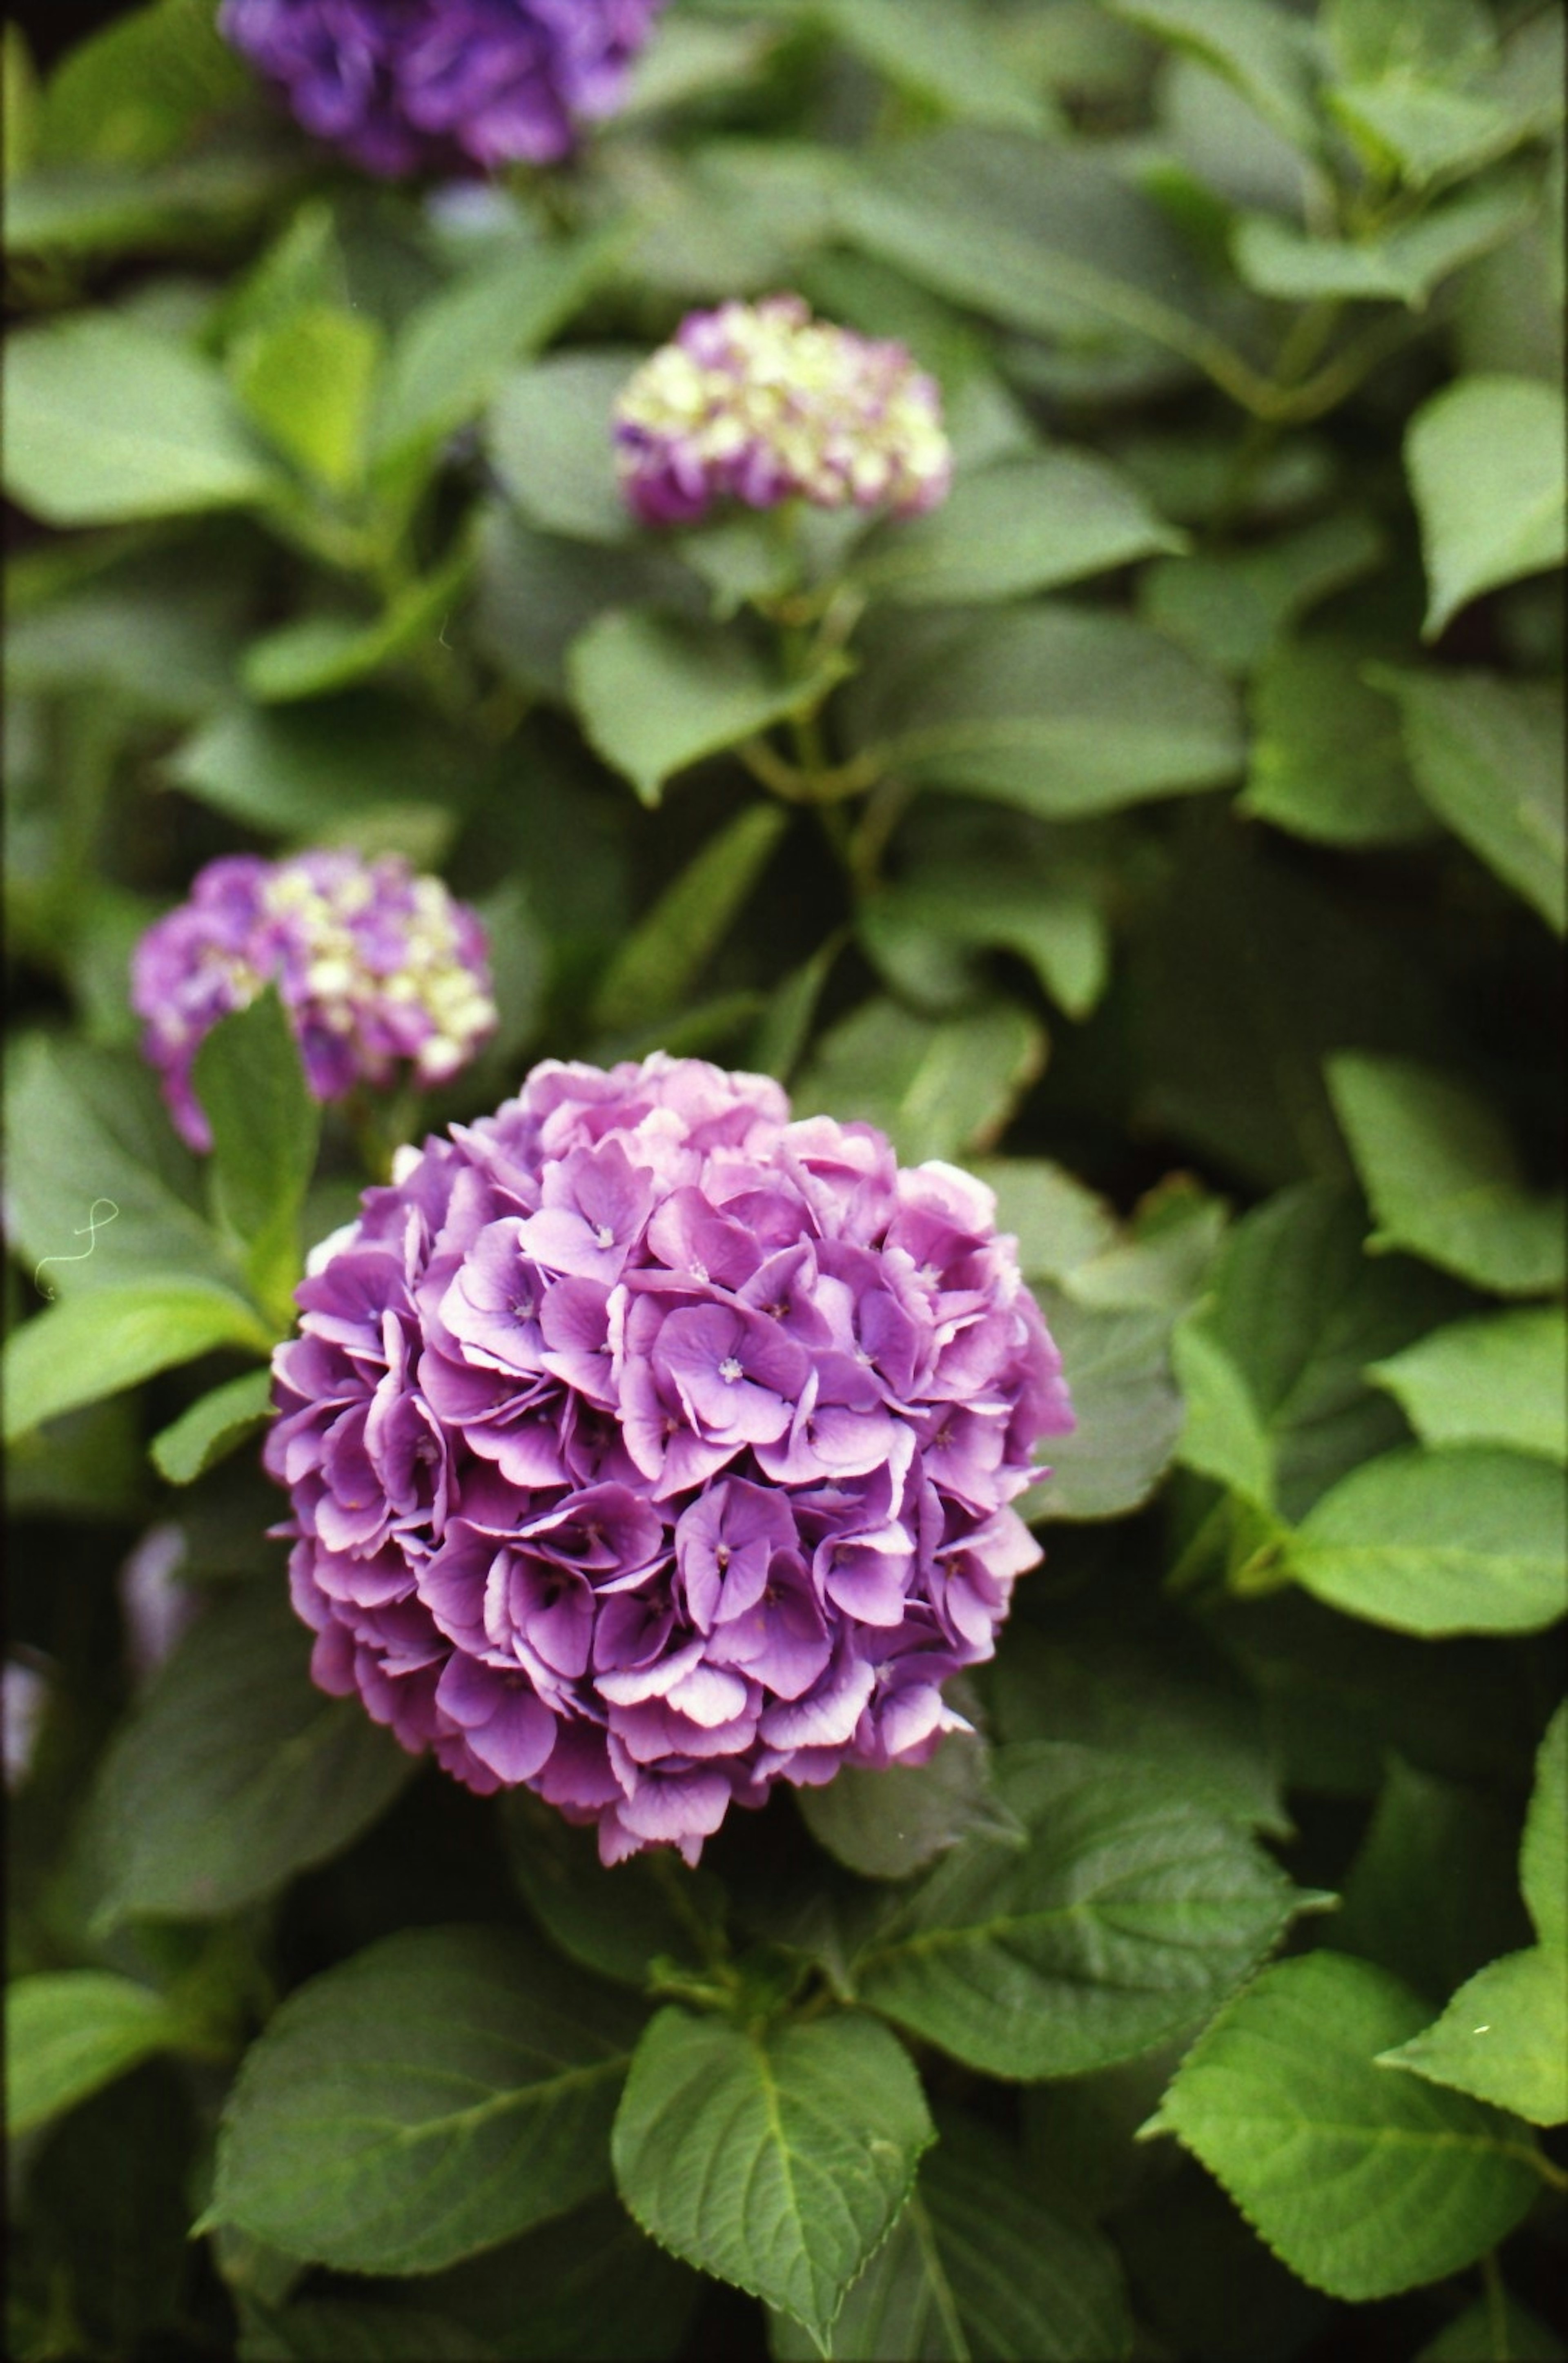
793,996,1046,1165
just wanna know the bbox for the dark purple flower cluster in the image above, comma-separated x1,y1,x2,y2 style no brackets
131,850,495,1152
267,1055,1073,1862
220,0,665,176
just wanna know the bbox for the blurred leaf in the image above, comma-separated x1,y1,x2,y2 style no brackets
7,567,245,719
1370,668,1565,933
232,305,384,494
1062,1181,1230,1315
852,1741,1306,2077
6,1972,196,2138
1406,374,1567,636
1322,0,1496,86
1107,0,1323,154
612,2006,932,2348
844,605,1242,819
769,2111,1133,2362
1329,74,1550,189
862,861,1109,1022
1141,511,1385,677
24,2064,196,2359
1233,173,1535,307
1370,1309,1566,1463
800,1731,1007,1882
4,147,290,257
3,23,38,182
1521,1704,1566,1955
618,137,848,302
1417,2290,1566,2363
1149,1951,1541,2300
3,1283,270,1443
488,349,641,545
150,1368,275,1486
592,803,787,1034
4,1394,149,1524
4,315,277,526
34,0,245,167
750,930,849,1084
568,608,848,806
85,1581,413,1929
620,12,779,117
503,1792,717,1990
1022,1290,1185,1521
793,996,1045,1164
168,692,482,848
1337,1755,1530,2001
473,506,704,702
403,2191,701,2363
193,990,318,1323
238,2298,495,2363
1326,1053,1567,1294
373,231,623,466
243,537,473,704
212,1927,642,2273
1241,637,1431,844
1285,1444,1568,1635
819,0,1058,132
971,1157,1120,1283
854,449,1182,608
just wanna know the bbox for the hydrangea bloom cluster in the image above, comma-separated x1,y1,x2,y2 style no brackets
614,295,953,528
131,851,495,1152
219,0,665,176
266,1054,1072,1862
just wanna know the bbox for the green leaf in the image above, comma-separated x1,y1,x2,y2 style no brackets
1370,1310,1567,1464
1233,175,1535,310
1521,1705,1566,1954
405,2192,701,2363
751,931,850,1085
473,505,705,703
592,803,788,1036
853,450,1182,608
843,606,1242,820
4,315,276,526
1326,1052,1567,1295
4,149,286,259
212,1927,642,2274
861,865,1109,1022
8,568,247,720
5,1972,193,2137
237,2298,495,2363
1176,1181,1459,1519
819,0,1057,132
568,608,847,807
1285,1444,1568,1635
970,1158,1119,1285
1417,2289,1566,2363
1370,668,1565,933
373,232,623,468
1329,77,1546,190
770,2111,1133,2362
3,1283,271,1443
1336,1755,1531,2004
1323,0,1496,87
799,1732,1008,1883
149,1369,275,1486
1406,374,1568,636
84,1581,413,1929
168,692,483,848
1021,1290,1184,1521
242,537,474,704
502,1794,718,1993
1149,1951,1542,2301
34,0,245,167
1241,638,1432,846
193,990,318,1321
1379,1949,1568,2125
852,1742,1306,2079
611,2005,933,2347
487,350,639,545
231,305,383,494
792,996,1045,1166
1140,512,1386,678
1106,0,1323,154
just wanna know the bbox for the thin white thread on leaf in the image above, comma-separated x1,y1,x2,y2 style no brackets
33,1200,120,1300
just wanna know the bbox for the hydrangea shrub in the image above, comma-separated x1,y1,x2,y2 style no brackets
4,0,1564,2359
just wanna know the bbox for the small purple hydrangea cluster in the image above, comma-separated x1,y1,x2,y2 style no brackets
131,851,496,1152
266,1054,1072,1863
614,294,953,528
219,0,665,176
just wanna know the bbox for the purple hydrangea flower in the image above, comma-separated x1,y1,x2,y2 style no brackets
131,850,496,1152
614,294,954,529
220,0,666,176
265,1053,1073,1863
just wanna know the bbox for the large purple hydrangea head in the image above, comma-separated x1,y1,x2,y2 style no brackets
219,0,666,176
265,1053,1073,1863
131,850,496,1151
614,294,953,529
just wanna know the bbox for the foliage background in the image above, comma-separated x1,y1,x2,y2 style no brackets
3,2,1565,2359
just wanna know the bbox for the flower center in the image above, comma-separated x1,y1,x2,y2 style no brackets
594,1223,616,1251
718,1355,744,1383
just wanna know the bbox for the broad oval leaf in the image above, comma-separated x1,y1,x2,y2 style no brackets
6,1971,192,2137
1285,1445,1568,1635
1241,639,1432,848
3,1283,271,1443
799,1731,1006,1883
149,1368,276,1486
212,1926,643,2273
1022,1288,1185,1522
487,350,640,545
612,2005,933,2347
1151,1951,1544,2300
84,1580,414,1929
852,1742,1306,2079
1379,1949,1568,2126
793,996,1045,1168
1370,1310,1568,1464
1405,374,1568,637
